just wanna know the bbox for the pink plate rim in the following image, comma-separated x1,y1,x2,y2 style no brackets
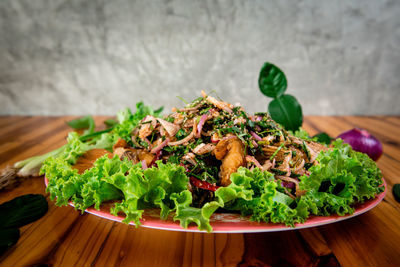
44,177,386,233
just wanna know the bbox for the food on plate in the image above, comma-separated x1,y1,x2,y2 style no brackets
41,92,384,232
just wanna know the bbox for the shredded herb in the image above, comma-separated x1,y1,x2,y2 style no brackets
270,143,285,161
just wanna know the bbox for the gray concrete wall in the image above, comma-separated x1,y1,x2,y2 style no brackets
0,0,399,116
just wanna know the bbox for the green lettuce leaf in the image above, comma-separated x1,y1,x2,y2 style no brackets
41,155,123,209
111,102,163,145
43,155,191,228
170,190,219,232
213,167,307,226
104,161,189,225
61,132,92,164
299,140,383,216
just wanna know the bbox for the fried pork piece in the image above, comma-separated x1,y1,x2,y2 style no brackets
214,136,245,186
192,143,215,155
112,138,155,166
201,90,233,113
138,115,157,140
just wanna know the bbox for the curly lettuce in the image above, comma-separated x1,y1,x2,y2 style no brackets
41,133,384,232
42,156,189,227
299,140,384,216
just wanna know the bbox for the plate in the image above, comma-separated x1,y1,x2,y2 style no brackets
44,177,386,233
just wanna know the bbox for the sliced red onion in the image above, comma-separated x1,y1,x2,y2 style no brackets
179,103,203,112
222,106,233,113
179,163,189,172
250,131,262,141
169,132,194,146
251,140,259,148
196,114,209,138
141,160,148,169
149,150,162,167
337,128,383,161
250,115,262,122
245,155,263,169
150,138,169,154
281,181,295,189
276,176,300,196
144,137,152,149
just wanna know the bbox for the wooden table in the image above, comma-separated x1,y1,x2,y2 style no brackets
0,115,399,267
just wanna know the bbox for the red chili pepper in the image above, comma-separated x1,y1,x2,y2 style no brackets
189,177,220,192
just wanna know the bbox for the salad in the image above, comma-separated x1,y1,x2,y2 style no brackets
41,91,384,232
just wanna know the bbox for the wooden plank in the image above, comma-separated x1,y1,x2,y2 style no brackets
0,127,69,169
238,231,339,266
319,200,400,267
298,228,332,257
214,234,244,267
381,116,400,127
46,214,115,267
302,120,319,136
13,115,111,165
303,117,330,136
91,226,245,267
92,226,188,266
0,116,40,138
0,141,20,154
0,117,72,165
306,116,344,137
0,116,58,142
0,116,31,129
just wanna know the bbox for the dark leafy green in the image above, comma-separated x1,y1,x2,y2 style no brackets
258,62,303,132
0,228,19,255
0,194,48,229
268,94,303,132
0,194,48,255
312,132,333,145
104,118,118,128
258,62,287,98
393,184,400,203
67,115,95,135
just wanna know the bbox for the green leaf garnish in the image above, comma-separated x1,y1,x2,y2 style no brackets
268,94,303,132
258,62,303,132
0,194,48,229
312,132,333,145
66,115,95,135
104,118,118,128
258,62,287,98
0,228,19,255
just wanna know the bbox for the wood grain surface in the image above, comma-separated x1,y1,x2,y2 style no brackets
0,116,399,267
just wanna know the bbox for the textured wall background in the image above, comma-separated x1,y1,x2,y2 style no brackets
0,0,399,116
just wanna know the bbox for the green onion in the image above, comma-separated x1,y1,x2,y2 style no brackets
270,143,285,161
